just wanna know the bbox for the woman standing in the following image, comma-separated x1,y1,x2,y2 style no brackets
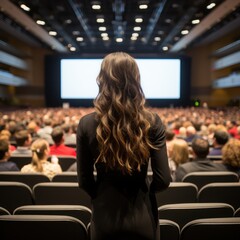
77,52,171,240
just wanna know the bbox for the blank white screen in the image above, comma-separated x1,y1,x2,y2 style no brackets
61,58,181,99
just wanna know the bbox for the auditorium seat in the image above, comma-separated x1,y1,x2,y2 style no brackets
0,172,50,189
234,207,240,217
33,182,91,208
8,155,32,169
198,182,240,210
14,205,91,228
0,215,88,240
158,202,234,229
0,182,34,214
48,156,76,171
182,171,239,190
159,219,180,240
156,182,198,207
0,207,10,215
51,172,78,182
180,217,240,240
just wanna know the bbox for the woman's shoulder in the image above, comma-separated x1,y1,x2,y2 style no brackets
79,112,97,124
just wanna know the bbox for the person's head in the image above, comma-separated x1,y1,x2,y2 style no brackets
213,130,229,146
51,127,64,145
169,139,189,166
186,126,196,137
14,130,32,147
222,138,240,168
31,138,50,172
165,129,175,142
0,139,10,160
191,137,209,158
94,52,157,174
94,52,144,108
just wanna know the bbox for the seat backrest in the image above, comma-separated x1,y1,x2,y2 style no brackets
0,207,10,215
52,172,78,182
234,207,240,217
14,205,91,228
159,219,180,240
0,172,50,189
0,182,34,214
158,202,234,229
182,171,239,190
8,155,32,169
156,182,198,207
198,182,240,210
48,156,76,171
0,215,88,240
33,182,91,208
180,217,240,240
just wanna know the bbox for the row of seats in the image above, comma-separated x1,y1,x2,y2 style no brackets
0,210,240,240
1,181,240,213
1,170,239,190
9,155,76,171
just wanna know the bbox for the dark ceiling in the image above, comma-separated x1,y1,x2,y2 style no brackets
1,0,240,54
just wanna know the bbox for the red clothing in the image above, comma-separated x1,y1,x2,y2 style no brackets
50,144,76,157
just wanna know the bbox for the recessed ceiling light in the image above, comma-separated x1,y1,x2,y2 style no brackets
72,31,80,36
154,37,161,41
70,47,76,51
20,4,30,11
135,18,143,23
102,36,109,41
181,30,189,35
36,20,45,25
76,37,84,41
131,36,137,41
132,33,139,37
49,31,57,36
165,18,171,23
116,38,123,42
96,18,104,23
207,3,216,9
162,46,168,51
92,4,101,10
99,26,106,31
101,33,108,37
65,19,72,24
134,26,141,31
139,4,148,9
192,19,200,24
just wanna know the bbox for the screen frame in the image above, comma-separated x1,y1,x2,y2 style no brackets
45,53,191,107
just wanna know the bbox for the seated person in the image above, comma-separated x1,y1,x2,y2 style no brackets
0,139,19,171
21,138,62,179
50,127,76,157
222,138,240,177
12,130,32,156
168,138,189,181
208,130,229,156
175,137,227,181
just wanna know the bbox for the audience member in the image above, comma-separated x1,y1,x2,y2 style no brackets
175,137,227,181
0,130,16,151
11,130,32,156
37,117,53,144
168,138,189,181
165,129,175,157
208,130,229,156
226,120,238,138
184,125,197,143
50,127,76,156
221,138,240,177
62,123,76,146
0,139,19,171
21,138,62,179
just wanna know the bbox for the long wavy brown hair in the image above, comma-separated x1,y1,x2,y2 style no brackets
94,52,158,174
